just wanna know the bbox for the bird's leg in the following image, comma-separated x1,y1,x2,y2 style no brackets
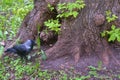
20,55,28,64
24,55,28,61
17,54,24,61
20,55,24,61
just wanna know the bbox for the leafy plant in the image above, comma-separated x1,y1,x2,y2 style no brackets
0,46,4,58
47,4,54,11
101,10,119,42
46,0,85,33
0,56,52,80
41,50,47,60
106,10,118,23
44,19,61,33
97,61,102,70
0,16,7,40
36,25,41,49
0,0,33,40
118,74,120,79
57,0,85,18
101,25,120,42
74,75,90,80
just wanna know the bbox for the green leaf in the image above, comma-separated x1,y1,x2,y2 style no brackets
101,31,106,37
88,66,97,71
108,34,116,42
0,46,4,58
106,11,118,23
48,4,54,11
41,50,47,60
72,11,79,18
112,14,118,19
44,19,61,33
106,10,111,16
117,35,120,42
57,0,85,18
111,25,116,30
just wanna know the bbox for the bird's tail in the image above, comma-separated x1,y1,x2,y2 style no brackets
4,48,17,53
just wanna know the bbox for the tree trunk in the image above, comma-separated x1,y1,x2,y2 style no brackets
17,0,120,67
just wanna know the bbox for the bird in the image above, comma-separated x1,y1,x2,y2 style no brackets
5,39,36,60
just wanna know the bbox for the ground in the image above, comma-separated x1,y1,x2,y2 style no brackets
2,50,120,79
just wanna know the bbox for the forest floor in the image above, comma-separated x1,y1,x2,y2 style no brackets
2,53,120,80
41,54,120,79
0,44,120,80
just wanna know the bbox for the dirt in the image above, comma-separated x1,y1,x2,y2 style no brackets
40,51,120,72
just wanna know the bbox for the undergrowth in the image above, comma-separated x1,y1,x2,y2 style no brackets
0,56,119,80
0,0,33,40
0,56,51,80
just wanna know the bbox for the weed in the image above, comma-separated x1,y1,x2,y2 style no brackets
44,19,61,33
45,0,85,33
0,57,119,79
101,10,120,42
36,25,41,49
48,4,54,11
41,50,47,60
0,46,4,58
101,25,120,42
106,10,118,23
0,0,33,40
57,0,85,18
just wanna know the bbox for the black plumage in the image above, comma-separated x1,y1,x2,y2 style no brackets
5,40,36,60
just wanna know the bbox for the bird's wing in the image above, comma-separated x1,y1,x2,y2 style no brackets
13,45,27,53
5,48,17,53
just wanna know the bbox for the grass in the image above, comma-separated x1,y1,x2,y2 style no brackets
0,56,119,80
0,56,50,80
0,0,33,40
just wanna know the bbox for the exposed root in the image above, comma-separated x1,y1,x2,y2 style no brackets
73,46,80,63
4,34,22,50
110,52,120,66
102,52,109,65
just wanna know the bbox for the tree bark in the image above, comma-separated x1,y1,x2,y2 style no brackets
17,0,120,66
